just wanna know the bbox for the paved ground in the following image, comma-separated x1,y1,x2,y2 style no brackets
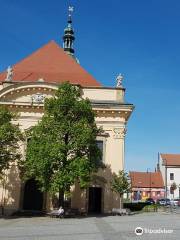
0,211,180,240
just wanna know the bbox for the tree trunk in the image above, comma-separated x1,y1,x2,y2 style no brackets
58,189,64,208
119,194,123,209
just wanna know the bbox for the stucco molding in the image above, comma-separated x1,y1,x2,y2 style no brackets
0,85,56,101
0,101,133,120
113,127,127,139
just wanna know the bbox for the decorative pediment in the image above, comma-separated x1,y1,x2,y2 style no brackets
0,83,57,104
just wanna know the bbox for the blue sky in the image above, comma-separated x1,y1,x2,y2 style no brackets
0,0,180,172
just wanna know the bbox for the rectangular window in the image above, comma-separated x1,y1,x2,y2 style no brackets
170,173,174,180
96,140,103,162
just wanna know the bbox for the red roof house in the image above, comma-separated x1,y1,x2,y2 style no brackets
160,154,180,166
129,171,165,201
130,171,164,188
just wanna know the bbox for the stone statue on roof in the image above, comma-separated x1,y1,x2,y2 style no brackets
5,66,13,82
116,73,123,87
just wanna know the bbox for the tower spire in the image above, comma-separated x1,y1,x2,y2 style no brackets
63,6,75,57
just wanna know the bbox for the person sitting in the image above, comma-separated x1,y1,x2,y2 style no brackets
58,206,64,218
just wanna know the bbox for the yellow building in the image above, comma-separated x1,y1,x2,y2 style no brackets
0,9,134,215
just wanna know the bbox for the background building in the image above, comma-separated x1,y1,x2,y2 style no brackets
159,153,180,199
130,171,165,201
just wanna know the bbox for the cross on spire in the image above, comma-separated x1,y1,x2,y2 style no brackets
69,6,74,14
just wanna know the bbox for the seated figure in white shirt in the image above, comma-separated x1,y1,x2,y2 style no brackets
58,206,64,217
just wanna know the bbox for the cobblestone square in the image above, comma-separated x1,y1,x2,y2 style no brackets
0,212,180,240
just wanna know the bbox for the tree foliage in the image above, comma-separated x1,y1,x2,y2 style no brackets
0,106,22,174
111,170,131,196
111,170,131,208
171,182,177,191
22,82,102,197
170,182,177,198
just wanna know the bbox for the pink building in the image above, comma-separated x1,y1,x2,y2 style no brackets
129,171,165,201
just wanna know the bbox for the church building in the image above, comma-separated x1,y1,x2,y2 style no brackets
0,7,134,215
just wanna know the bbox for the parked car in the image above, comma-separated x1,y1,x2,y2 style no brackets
170,199,180,206
157,198,171,206
145,198,155,204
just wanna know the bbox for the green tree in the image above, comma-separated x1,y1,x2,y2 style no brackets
0,106,22,175
22,82,102,206
170,182,177,199
111,170,131,209
0,106,22,215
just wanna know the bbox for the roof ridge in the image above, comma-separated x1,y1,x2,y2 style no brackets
0,41,101,87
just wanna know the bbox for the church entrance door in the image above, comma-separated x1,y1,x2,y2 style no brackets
23,179,43,211
88,187,102,213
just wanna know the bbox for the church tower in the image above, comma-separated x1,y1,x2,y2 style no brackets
63,6,75,57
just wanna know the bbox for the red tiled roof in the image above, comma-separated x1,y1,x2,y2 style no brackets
0,41,101,87
161,154,180,166
129,171,164,188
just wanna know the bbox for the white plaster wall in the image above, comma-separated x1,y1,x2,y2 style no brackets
82,88,124,102
166,168,180,199
159,156,180,199
159,157,166,187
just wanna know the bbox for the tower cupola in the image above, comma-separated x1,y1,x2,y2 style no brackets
63,6,75,57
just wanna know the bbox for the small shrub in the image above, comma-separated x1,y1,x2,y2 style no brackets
124,202,148,211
